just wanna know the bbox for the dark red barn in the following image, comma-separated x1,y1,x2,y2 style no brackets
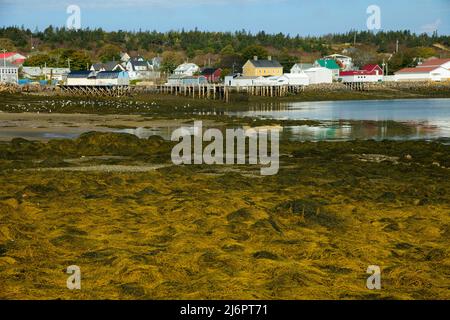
200,68,222,82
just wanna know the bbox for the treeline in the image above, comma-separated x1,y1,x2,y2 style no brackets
1,26,448,54
0,26,448,73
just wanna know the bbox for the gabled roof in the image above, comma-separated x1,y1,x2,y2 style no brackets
248,59,282,68
129,60,149,67
67,71,95,78
92,61,122,71
128,60,151,71
361,64,381,72
418,58,450,68
316,59,340,69
0,52,15,59
201,68,221,75
395,67,441,74
96,71,124,79
175,63,199,71
340,64,382,76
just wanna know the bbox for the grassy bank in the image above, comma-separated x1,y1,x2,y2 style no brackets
0,132,449,299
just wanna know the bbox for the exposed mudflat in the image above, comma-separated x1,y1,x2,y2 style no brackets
0,133,448,299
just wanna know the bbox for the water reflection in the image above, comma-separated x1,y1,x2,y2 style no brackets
227,99,450,141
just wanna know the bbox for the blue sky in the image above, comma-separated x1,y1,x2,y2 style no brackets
0,0,448,35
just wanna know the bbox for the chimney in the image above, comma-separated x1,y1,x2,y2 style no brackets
253,56,258,61
268,56,272,61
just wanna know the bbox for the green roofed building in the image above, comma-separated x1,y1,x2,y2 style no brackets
314,59,340,79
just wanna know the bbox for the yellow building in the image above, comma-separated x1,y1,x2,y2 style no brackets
242,56,283,77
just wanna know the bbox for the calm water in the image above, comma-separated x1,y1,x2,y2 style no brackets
227,99,450,141
0,99,449,142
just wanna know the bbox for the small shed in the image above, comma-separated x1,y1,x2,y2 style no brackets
96,71,130,86
201,68,222,82
167,75,208,86
66,71,96,86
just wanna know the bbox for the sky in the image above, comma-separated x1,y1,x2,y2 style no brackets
0,0,449,36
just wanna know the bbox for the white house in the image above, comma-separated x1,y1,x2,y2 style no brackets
174,63,200,76
395,66,450,82
338,64,383,83
66,70,130,86
0,61,19,84
224,75,260,87
95,71,130,86
324,54,353,70
66,71,96,86
91,61,125,72
417,58,450,70
304,67,333,84
0,52,26,65
125,60,159,80
395,58,450,82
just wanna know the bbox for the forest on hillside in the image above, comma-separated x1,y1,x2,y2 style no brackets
1,26,449,74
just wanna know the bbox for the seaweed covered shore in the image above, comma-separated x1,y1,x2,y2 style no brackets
0,132,449,299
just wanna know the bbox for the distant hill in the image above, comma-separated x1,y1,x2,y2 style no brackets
1,26,448,73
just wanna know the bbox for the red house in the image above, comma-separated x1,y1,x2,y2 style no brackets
0,52,26,66
200,68,222,82
339,64,383,83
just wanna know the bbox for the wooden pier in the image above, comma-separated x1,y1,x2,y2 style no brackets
151,84,306,102
56,82,379,100
59,85,131,97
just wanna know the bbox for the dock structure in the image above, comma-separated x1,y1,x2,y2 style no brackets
153,84,306,102
59,85,131,97
342,81,377,91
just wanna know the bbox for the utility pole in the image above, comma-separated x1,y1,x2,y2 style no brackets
396,40,399,53
2,48,6,68
67,58,71,70
1,48,6,83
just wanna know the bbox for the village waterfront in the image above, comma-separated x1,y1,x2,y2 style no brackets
0,90,449,299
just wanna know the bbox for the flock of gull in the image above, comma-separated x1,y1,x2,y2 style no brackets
1,99,161,113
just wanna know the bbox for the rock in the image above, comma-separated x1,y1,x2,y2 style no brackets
227,208,252,222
